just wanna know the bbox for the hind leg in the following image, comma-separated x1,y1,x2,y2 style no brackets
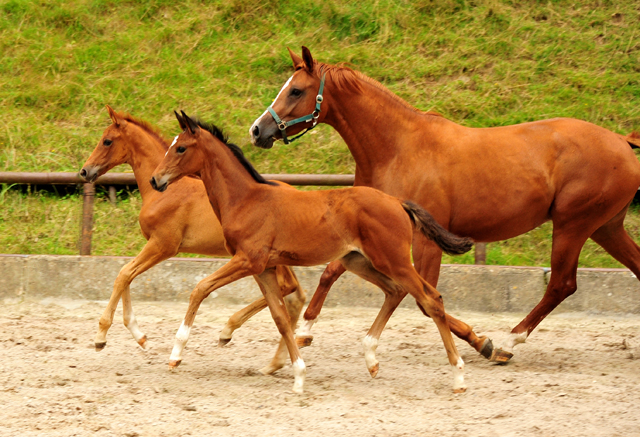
218,266,305,347
296,261,347,347
590,204,640,277
412,236,500,360
505,227,590,353
339,252,410,378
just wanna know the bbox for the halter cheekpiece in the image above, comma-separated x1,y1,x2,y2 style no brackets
267,73,326,145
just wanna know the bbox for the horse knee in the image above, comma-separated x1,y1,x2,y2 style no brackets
546,277,577,302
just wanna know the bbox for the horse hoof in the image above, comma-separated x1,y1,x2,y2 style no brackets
479,338,494,360
490,348,514,363
296,335,313,348
292,385,304,394
453,387,467,394
168,359,182,369
368,363,379,378
95,342,107,351
259,364,283,376
137,335,147,349
218,338,231,347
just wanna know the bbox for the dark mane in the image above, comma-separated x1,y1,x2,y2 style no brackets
116,111,170,150
194,119,276,186
314,62,443,118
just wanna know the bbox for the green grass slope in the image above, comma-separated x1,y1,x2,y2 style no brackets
1,0,639,265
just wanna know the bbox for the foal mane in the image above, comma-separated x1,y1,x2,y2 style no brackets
194,119,276,186
115,111,170,150
315,62,443,118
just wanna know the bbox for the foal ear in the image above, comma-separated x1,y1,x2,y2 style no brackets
181,111,199,135
106,105,120,127
301,46,314,72
174,110,187,131
288,47,304,69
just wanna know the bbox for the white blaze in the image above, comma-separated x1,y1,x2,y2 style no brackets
250,75,294,136
165,135,179,156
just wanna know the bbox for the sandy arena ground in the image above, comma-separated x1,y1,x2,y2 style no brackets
1,298,639,437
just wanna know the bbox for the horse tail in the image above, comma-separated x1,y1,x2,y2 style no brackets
402,200,474,255
621,131,640,149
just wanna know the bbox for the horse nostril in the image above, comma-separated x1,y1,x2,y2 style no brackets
80,169,87,178
150,177,157,190
252,125,260,138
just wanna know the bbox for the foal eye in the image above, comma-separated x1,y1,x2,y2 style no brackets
103,139,112,146
290,88,302,97
176,146,186,154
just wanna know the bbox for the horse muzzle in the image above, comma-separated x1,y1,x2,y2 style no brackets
250,119,277,149
150,175,169,192
79,166,101,183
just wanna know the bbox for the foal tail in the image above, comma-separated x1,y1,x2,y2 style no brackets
402,201,474,255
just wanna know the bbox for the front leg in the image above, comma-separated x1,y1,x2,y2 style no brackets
169,255,259,368
95,238,175,351
254,268,307,394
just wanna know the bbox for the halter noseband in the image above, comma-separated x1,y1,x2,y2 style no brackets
267,73,326,145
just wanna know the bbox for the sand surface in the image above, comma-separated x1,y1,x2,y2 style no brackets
1,298,639,436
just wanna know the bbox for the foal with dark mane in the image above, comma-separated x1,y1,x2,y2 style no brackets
150,111,474,393
250,46,640,363
79,106,306,373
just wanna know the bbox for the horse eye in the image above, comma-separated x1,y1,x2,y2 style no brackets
176,146,186,154
103,139,112,147
290,88,302,97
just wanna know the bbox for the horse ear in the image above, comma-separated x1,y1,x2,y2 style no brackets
174,110,187,131
106,105,120,127
181,111,199,135
301,46,314,72
288,47,303,69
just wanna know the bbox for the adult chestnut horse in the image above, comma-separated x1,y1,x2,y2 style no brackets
149,111,474,393
250,46,640,360
79,106,306,375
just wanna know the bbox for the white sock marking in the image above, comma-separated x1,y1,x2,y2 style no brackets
296,318,316,337
292,358,306,394
170,321,191,362
362,335,379,371
451,357,466,391
504,331,528,353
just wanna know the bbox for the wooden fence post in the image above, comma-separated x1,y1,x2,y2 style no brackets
80,182,95,255
474,243,487,265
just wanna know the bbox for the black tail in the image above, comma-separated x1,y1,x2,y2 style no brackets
402,201,473,255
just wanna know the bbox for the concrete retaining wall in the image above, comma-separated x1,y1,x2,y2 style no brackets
1,254,639,314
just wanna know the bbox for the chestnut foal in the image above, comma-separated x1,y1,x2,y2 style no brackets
79,106,305,374
150,111,474,393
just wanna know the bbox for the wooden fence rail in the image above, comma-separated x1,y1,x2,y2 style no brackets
0,172,486,263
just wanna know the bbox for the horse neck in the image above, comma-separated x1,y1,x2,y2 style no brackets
323,77,435,184
123,125,167,202
197,139,264,225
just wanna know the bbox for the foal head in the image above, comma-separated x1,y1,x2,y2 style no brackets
149,111,207,192
250,46,330,149
79,105,167,182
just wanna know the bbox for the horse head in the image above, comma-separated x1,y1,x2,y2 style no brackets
150,111,203,192
250,46,328,148
79,105,131,182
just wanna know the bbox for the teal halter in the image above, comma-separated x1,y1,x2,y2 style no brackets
267,74,326,145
